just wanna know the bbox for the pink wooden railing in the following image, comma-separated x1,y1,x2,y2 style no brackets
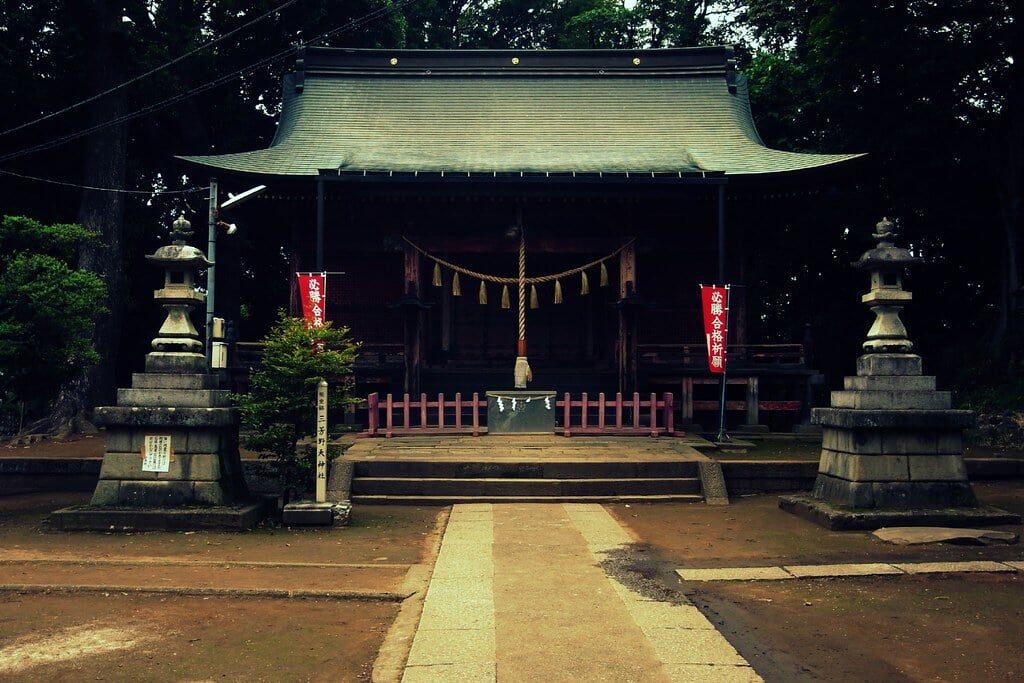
364,392,483,438
557,392,678,437
362,391,680,438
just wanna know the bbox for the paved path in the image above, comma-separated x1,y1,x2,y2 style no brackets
400,503,760,682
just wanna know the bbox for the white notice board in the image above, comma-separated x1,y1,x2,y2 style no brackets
142,434,172,472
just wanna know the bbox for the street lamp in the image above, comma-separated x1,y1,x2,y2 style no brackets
206,178,266,367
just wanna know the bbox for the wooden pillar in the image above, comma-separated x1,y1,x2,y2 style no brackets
618,242,638,395
403,245,422,396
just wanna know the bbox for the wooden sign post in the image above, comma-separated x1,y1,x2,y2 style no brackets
315,380,328,503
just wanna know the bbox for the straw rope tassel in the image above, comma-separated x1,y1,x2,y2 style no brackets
479,281,488,305
432,262,442,287
581,270,590,295
452,271,461,296
501,284,510,309
600,261,608,287
554,279,563,304
530,284,539,309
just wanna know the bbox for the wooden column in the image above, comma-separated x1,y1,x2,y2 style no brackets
617,242,638,395
403,244,423,396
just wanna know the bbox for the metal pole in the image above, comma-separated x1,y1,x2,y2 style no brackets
716,284,731,443
316,178,325,272
717,184,726,283
715,185,728,441
206,178,218,367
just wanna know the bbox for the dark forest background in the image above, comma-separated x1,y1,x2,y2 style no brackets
0,0,1020,431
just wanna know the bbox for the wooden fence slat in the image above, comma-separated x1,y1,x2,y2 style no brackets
615,393,623,430
367,392,379,436
386,393,394,438
563,392,572,437
633,392,641,429
663,392,674,434
581,392,589,430
455,393,463,429
598,393,606,430
649,392,658,437
472,393,480,436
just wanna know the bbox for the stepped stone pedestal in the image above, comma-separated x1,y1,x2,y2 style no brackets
781,218,1019,530
89,352,249,507
51,215,267,530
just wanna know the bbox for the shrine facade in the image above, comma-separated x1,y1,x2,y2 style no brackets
179,47,862,431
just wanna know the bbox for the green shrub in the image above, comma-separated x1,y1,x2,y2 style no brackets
234,311,360,495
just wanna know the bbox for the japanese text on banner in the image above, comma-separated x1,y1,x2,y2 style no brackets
296,273,327,329
700,286,729,374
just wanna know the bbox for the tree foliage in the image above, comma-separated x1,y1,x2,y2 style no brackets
0,216,106,430
1,0,1021,415
235,312,360,493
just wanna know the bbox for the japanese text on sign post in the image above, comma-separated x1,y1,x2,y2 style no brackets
297,273,327,329
700,285,729,374
315,380,328,503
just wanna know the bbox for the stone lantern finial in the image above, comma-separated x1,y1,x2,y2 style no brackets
852,217,922,354
171,214,193,245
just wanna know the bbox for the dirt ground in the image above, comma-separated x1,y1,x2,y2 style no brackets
608,481,1024,682
0,593,395,682
0,490,443,682
3,435,1023,682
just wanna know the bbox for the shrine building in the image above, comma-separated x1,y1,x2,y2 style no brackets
179,46,862,432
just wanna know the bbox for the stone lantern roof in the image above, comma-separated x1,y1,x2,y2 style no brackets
852,217,922,271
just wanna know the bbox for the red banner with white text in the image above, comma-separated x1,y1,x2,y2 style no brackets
700,285,729,374
297,273,327,329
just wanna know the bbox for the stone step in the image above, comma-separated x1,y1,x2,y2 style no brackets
350,493,705,505
350,460,699,479
351,476,702,497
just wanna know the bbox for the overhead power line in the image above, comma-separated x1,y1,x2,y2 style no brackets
0,0,420,179
0,168,205,195
0,0,302,139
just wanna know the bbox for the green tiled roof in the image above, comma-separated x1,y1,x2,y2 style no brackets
178,47,862,179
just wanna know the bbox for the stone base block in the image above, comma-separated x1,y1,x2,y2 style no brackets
145,352,207,374
822,427,964,456
813,408,975,430
91,480,231,506
282,501,337,526
117,388,231,408
98,452,221,482
49,499,272,531
131,373,221,390
829,389,951,410
812,473,978,509
844,375,936,392
856,354,922,377
779,493,1021,531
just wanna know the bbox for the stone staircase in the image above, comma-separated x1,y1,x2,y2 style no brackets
342,436,704,505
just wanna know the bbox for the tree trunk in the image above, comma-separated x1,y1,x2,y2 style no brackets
27,1,128,437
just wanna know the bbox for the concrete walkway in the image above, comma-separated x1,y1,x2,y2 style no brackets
399,503,760,682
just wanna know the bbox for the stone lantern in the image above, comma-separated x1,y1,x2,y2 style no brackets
780,218,1019,529
52,215,262,530
146,214,210,357
854,217,921,354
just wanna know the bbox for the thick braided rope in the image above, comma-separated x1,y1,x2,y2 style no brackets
403,237,634,285
518,235,526,340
